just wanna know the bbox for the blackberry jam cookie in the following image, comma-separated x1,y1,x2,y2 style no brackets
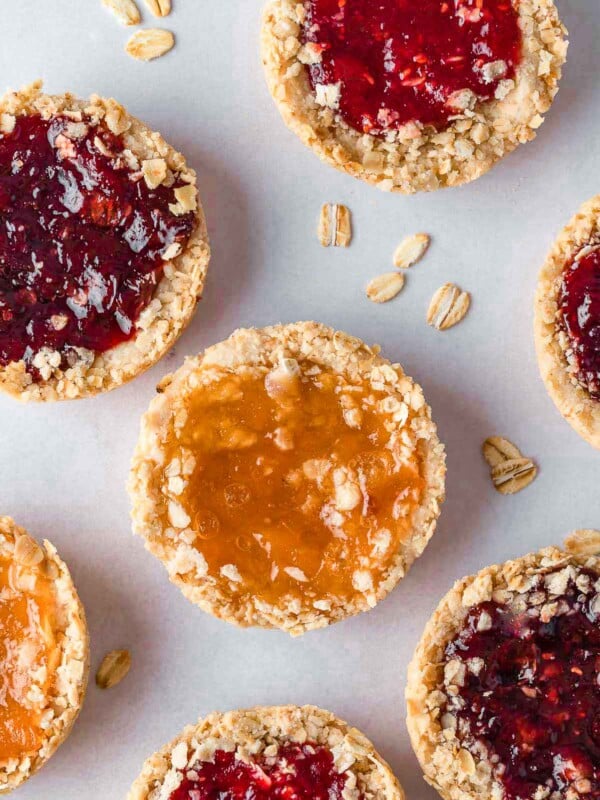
0,517,88,792
128,705,404,800
129,322,445,635
261,0,567,193
535,196,600,449
0,81,210,401
407,546,600,800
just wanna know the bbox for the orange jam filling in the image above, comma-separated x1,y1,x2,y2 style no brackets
162,361,424,607
0,556,58,759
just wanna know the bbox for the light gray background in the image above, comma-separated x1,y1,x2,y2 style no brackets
0,1,598,797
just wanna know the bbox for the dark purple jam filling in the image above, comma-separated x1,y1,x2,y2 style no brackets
445,568,600,800
168,743,357,800
558,247,600,399
0,113,196,378
302,0,522,135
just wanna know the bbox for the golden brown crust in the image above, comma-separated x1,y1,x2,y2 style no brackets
534,195,600,449
406,546,600,800
0,517,89,793
127,705,405,800
0,81,210,402
261,0,567,194
128,322,446,635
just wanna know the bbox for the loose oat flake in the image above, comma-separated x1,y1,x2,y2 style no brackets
491,458,537,495
318,204,352,248
366,272,405,304
427,283,470,330
563,529,600,556
144,0,171,16
96,649,132,689
125,29,175,61
102,0,141,25
482,436,523,468
393,233,430,269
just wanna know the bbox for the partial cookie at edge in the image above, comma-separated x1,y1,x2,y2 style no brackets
127,705,405,800
534,195,600,449
0,81,210,402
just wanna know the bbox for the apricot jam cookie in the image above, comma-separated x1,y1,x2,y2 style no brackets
407,546,600,800
261,0,567,194
128,705,405,800
535,196,600,449
0,81,210,402
129,322,445,635
0,517,88,793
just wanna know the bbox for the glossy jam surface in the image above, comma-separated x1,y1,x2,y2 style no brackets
558,247,600,399
0,114,195,375
0,555,58,759
169,744,356,800
445,569,600,800
162,363,423,608
302,0,522,134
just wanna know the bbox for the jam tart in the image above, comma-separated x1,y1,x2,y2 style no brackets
261,0,567,194
0,517,88,793
127,704,405,800
535,196,600,449
407,545,600,800
0,81,210,401
128,322,446,635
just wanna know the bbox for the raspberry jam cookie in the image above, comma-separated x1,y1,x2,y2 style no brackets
127,705,405,800
0,517,88,792
0,81,210,401
129,322,445,635
535,196,600,449
261,1,567,193
407,546,600,800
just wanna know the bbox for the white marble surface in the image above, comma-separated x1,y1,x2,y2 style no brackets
0,1,599,797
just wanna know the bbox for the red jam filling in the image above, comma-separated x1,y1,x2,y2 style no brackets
302,0,522,134
445,569,600,800
168,744,358,800
558,247,600,399
0,114,196,377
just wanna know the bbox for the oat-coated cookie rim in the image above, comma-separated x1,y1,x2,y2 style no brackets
0,516,89,794
406,545,600,800
128,321,446,636
127,704,405,800
261,0,567,194
534,195,600,450
0,81,210,403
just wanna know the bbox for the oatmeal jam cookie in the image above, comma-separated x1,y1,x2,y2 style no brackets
261,0,567,194
127,705,405,800
407,546,600,800
535,196,600,449
0,81,210,402
128,322,446,635
0,517,88,793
